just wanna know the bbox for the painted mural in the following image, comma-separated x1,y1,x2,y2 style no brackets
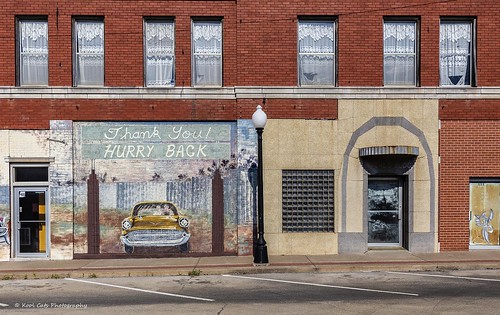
73,121,257,256
0,215,9,245
0,187,9,251
470,182,500,246
0,199,9,259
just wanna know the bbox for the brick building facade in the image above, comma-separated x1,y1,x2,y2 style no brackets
0,0,498,260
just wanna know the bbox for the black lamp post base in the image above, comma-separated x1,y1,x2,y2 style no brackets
253,244,269,264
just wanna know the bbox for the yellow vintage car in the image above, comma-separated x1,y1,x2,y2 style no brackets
120,201,190,254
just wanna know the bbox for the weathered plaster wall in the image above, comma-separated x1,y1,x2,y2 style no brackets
0,127,74,260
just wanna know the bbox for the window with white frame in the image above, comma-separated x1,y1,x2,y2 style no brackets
74,19,104,86
18,19,48,86
192,20,222,87
383,21,417,86
440,20,474,86
144,20,175,87
298,20,335,86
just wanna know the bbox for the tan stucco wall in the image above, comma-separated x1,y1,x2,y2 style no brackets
263,119,339,255
263,99,439,255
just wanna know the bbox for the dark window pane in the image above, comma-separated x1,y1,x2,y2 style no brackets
15,167,48,182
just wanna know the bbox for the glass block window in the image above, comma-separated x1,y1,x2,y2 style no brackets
282,170,334,232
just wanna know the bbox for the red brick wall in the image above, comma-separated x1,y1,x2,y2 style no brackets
236,0,499,87
440,99,500,120
0,98,338,129
0,0,497,87
0,0,238,87
439,99,500,251
237,99,338,121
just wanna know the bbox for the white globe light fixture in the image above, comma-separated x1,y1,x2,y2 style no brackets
252,105,267,129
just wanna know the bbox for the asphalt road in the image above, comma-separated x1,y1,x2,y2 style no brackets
0,269,499,314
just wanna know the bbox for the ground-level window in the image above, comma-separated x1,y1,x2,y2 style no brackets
282,170,334,232
470,179,500,247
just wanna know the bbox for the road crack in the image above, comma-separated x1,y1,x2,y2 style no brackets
217,303,228,315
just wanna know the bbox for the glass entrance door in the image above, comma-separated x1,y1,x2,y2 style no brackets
14,188,48,257
368,178,402,246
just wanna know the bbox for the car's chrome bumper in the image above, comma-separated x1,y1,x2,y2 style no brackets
121,229,190,247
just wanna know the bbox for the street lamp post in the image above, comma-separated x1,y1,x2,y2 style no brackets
252,105,269,264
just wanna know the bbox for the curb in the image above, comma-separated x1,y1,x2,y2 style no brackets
0,259,498,280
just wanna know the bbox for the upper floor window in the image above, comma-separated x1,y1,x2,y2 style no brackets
144,19,175,87
298,20,336,86
74,19,104,86
440,20,474,86
18,19,48,86
192,20,222,87
383,20,417,86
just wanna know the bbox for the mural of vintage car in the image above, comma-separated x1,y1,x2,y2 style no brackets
120,201,190,254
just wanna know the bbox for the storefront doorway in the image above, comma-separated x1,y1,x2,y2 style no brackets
10,165,50,258
368,177,405,247
13,187,49,257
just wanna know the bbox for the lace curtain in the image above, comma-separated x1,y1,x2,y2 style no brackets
383,22,416,85
298,21,335,86
76,21,104,86
20,21,48,85
193,22,222,86
145,22,175,87
440,22,471,86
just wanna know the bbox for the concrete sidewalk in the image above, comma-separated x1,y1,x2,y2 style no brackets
0,250,498,279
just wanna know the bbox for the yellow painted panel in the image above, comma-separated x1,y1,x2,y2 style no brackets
39,224,46,252
38,193,46,215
